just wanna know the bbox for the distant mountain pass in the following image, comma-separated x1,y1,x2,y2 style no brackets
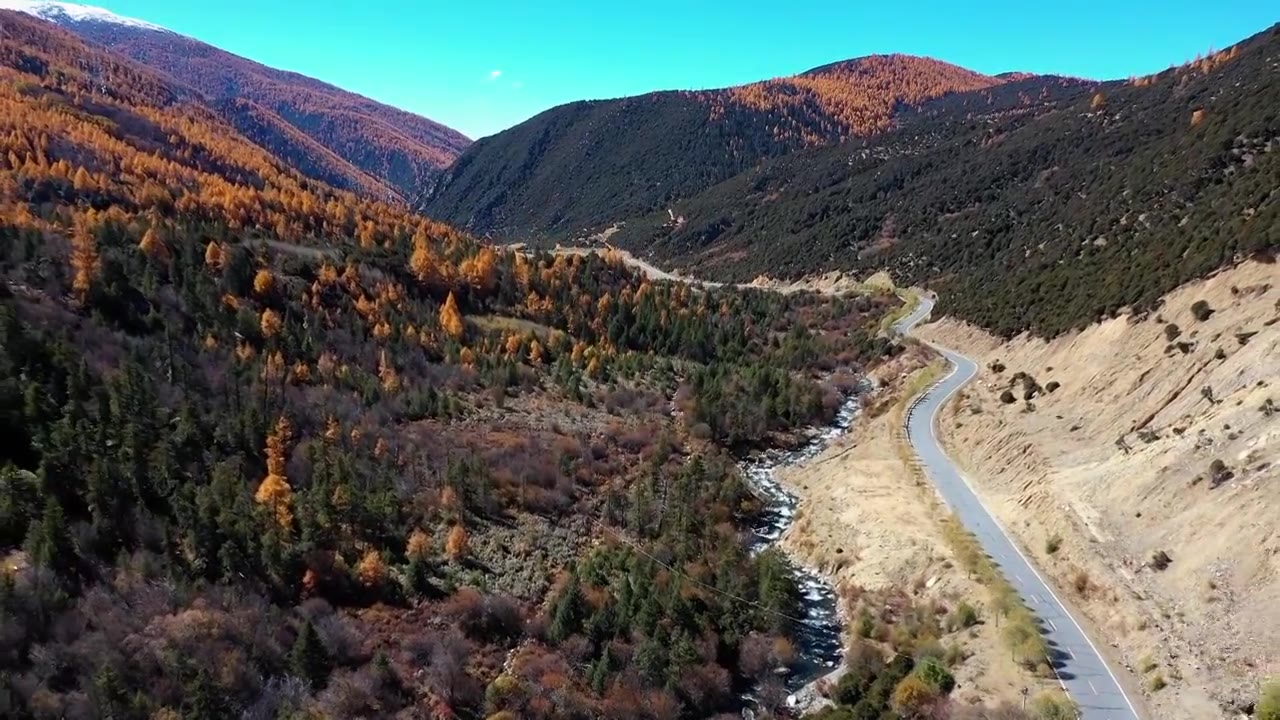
423,55,1004,239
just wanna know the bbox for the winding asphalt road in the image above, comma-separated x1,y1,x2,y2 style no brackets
895,296,1142,720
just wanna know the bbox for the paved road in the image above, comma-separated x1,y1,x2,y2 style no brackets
896,296,1142,720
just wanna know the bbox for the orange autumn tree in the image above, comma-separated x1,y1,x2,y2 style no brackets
260,308,283,338
72,166,94,193
408,227,445,288
460,246,498,295
406,528,432,560
439,291,464,340
69,220,100,302
138,226,168,261
204,241,226,269
445,524,469,562
377,349,400,392
253,268,275,296
355,550,388,588
255,416,294,531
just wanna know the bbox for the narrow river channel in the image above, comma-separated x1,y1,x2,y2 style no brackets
740,392,864,692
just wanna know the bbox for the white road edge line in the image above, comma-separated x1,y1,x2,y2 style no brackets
916,330,1146,717
902,297,1143,720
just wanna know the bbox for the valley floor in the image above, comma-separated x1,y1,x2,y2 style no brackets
779,347,1047,711
917,260,1280,719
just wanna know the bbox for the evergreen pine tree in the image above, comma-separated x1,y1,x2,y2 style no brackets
634,636,668,687
182,667,227,720
548,569,583,643
290,620,332,689
26,497,76,576
669,629,700,675
589,650,612,694
91,663,137,720
0,466,38,547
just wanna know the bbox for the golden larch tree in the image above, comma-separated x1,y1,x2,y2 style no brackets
355,550,388,588
254,416,294,530
445,524,469,562
72,166,95,193
261,350,286,382
138,226,167,261
377,349,400,392
253,268,275,296
505,333,523,357
358,220,378,249
316,352,337,378
409,229,446,288
69,222,100,302
204,241,226,270
407,529,432,560
290,361,311,385
260,308,283,339
461,246,498,294
439,291,464,340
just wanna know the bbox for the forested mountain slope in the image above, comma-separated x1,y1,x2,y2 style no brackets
618,24,1280,337
423,55,1003,238
4,0,471,200
0,12,941,719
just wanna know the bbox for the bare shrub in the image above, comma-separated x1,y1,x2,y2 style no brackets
403,628,479,707
1150,550,1172,571
243,675,311,720
1072,570,1091,597
1209,459,1234,487
315,613,365,665
1190,300,1214,322
443,587,523,641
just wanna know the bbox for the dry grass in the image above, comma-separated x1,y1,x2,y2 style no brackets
470,315,566,342
891,359,1050,673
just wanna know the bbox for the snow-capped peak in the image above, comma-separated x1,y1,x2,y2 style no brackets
0,0,171,33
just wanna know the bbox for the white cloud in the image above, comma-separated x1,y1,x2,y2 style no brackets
488,70,502,80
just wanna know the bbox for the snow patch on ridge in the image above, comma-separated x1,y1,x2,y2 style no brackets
0,0,171,33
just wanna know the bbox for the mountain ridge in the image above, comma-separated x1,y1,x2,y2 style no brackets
0,0,169,32
4,0,471,201
423,53,1012,239
612,23,1280,337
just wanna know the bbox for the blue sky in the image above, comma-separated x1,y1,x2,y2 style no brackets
98,0,1276,139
